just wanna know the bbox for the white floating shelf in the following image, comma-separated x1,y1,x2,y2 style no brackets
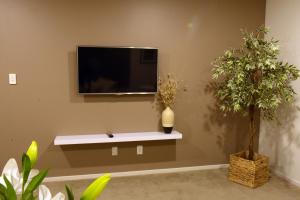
54,131,182,146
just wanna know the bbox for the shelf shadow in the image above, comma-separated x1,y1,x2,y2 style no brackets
58,140,176,168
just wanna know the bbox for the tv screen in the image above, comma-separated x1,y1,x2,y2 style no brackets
77,46,158,94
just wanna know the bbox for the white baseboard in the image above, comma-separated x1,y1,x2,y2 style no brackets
272,169,300,188
44,164,229,183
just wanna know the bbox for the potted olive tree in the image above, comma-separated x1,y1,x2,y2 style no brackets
212,27,299,188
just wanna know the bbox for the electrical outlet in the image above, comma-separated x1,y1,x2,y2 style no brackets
8,73,17,85
112,146,118,156
137,145,143,155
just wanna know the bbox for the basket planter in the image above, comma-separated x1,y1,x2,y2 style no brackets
228,151,269,188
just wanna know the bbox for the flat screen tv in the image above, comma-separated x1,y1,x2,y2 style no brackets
77,46,158,94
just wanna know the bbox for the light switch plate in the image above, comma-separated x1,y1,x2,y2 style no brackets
9,73,17,85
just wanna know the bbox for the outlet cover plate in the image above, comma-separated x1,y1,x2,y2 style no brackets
137,145,143,155
112,146,118,156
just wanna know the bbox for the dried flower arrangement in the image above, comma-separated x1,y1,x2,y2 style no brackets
157,74,179,108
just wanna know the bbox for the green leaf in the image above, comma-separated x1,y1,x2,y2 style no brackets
22,192,35,200
0,183,6,195
22,153,32,191
3,175,17,200
26,141,38,167
80,173,111,200
65,185,74,200
23,170,48,197
0,193,5,200
0,184,5,200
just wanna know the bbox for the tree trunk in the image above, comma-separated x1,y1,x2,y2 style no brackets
248,104,256,160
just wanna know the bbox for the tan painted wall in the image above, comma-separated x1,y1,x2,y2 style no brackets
0,0,265,176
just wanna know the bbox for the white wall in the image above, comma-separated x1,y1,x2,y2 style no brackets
259,0,300,186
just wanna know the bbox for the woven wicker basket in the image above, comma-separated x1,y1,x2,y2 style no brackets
228,151,269,188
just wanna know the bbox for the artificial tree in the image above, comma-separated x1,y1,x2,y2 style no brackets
212,27,300,161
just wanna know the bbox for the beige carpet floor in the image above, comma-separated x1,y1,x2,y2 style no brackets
46,168,300,200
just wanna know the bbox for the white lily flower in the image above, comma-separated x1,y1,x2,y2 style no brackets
39,185,65,200
0,158,23,194
0,158,39,194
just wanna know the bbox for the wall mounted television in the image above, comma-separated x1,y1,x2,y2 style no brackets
77,46,158,95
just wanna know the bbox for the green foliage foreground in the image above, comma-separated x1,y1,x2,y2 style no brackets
0,141,111,200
